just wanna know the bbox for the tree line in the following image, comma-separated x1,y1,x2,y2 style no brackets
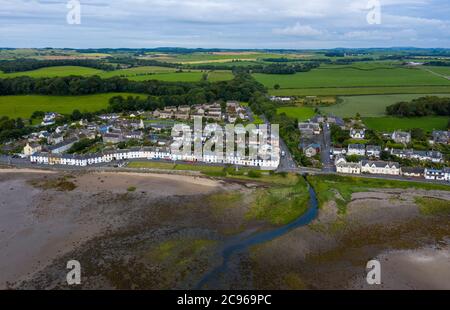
386,96,450,117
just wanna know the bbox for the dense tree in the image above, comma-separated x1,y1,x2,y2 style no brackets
386,96,450,117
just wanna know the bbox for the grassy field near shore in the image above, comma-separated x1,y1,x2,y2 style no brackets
246,176,309,225
308,174,450,213
0,93,147,119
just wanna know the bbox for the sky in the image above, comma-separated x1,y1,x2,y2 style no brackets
1,0,450,49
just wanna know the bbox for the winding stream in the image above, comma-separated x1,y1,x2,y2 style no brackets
196,177,319,289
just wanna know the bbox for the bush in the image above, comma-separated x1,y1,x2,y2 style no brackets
248,170,262,178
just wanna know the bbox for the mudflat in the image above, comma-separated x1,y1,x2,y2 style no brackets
0,169,223,289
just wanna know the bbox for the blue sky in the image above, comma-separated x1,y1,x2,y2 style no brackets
1,0,450,48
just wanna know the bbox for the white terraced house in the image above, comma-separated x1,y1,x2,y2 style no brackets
424,168,447,181
335,156,361,175
30,147,280,169
360,160,400,176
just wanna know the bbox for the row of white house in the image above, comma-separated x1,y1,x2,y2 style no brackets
336,157,400,176
29,147,280,169
335,156,450,182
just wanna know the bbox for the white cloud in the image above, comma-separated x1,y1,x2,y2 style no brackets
0,0,449,48
273,23,323,37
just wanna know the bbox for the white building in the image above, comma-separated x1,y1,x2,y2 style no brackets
361,160,400,176
366,145,381,158
424,168,446,181
347,144,366,156
350,128,366,139
392,131,411,144
335,156,361,175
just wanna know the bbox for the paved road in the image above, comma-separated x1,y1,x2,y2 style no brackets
1,154,449,186
257,113,298,171
320,123,334,173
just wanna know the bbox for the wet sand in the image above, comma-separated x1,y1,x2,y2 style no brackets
349,245,450,290
0,169,222,289
249,189,450,290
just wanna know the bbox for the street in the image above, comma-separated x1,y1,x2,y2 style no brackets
320,123,334,173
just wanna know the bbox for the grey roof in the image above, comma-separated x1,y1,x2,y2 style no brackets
348,144,366,150
48,138,78,151
361,160,400,168
401,167,425,174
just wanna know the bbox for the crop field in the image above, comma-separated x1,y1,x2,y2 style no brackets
0,93,145,119
206,70,235,82
276,107,316,121
320,94,450,117
254,66,450,96
424,66,450,76
363,116,449,132
270,86,450,96
0,66,103,78
158,52,307,64
0,65,234,82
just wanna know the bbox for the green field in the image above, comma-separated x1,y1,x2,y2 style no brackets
270,86,450,96
320,94,450,117
0,65,234,82
363,116,449,132
0,93,145,119
424,66,450,76
160,52,306,64
276,107,316,121
254,66,450,96
308,174,450,212
0,66,103,78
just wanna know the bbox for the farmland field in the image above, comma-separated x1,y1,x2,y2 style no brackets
320,94,450,117
158,52,309,64
0,93,146,119
363,116,449,132
0,65,234,82
254,66,450,96
424,66,450,76
277,107,316,121
270,86,450,96
207,70,235,82
0,66,103,78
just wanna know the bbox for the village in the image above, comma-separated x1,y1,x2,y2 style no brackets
18,101,279,170
297,114,450,181
0,99,447,182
